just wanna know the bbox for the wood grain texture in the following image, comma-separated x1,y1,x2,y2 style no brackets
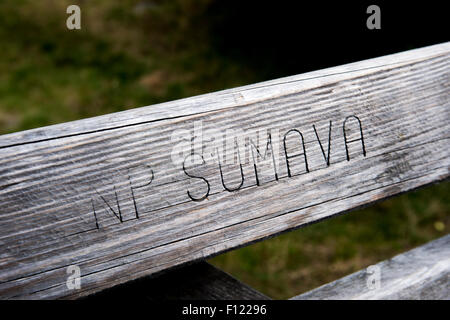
291,234,450,300
0,42,449,299
85,261,270,300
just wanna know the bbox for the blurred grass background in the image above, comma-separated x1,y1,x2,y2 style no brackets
0,0,448,299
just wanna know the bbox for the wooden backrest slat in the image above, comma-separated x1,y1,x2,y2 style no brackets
0,42,449,299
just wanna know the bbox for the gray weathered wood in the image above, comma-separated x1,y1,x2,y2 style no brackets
0,42,449,299
290,234,450,300
85,261,270,300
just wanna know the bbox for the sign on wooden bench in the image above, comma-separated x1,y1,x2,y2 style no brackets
0,42,449,299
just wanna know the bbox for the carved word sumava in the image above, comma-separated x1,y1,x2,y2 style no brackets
90,115,366,229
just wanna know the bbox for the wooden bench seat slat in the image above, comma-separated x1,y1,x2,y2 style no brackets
290,234,450,300
85,261,270,301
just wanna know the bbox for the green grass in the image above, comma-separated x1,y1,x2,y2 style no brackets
209,182,449,298
0,0,448,300
0,0,257,134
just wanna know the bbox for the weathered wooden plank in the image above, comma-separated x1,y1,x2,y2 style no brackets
85,261,270,300
0,42,449,299
291,234,450,300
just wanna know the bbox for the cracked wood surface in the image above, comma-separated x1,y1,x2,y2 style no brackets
0,42,449,299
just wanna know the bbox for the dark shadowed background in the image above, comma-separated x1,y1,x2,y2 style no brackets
0,0,448,298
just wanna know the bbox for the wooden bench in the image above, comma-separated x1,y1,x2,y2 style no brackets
0,42,448,299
